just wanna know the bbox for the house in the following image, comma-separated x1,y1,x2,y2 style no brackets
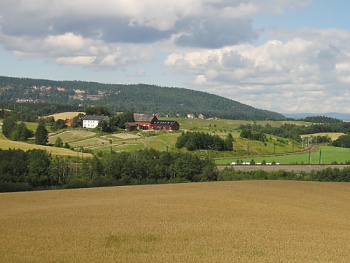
82,115,110,129
198,114,212,119
134,114,158,130
150,120,180,131
187,113,195,119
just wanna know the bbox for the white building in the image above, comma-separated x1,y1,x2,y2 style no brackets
82,115,110,129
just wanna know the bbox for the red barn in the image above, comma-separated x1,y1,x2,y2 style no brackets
133,114,158,130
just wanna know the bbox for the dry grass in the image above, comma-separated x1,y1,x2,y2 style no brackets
48,130,96,144
301,132,345,141
48,112,84,120
0,138,92,157
1,181,350,263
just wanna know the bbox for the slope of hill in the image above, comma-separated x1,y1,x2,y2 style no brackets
0,76,285,120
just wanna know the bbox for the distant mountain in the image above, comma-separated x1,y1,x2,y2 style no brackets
283,112,350,121
0,75,285,120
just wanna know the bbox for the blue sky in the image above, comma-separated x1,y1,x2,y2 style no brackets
1,0,349,114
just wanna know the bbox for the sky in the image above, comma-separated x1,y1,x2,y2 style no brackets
0,0,349,114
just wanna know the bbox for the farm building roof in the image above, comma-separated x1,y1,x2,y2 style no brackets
134,114,157,122
153,120,178,126
83,115,109,121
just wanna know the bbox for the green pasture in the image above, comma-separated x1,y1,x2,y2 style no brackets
178,117,310,131
215,146,350,165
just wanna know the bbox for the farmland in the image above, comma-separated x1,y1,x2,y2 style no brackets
0,115,348,162
1,181,350,262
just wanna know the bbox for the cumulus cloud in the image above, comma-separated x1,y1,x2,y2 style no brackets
165,29,350,113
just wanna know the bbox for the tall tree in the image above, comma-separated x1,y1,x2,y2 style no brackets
2,116,17,138
35,122,48,145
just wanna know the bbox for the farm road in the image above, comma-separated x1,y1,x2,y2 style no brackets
217,164,350,172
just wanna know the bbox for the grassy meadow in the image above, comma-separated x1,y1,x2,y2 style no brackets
1,181,350,262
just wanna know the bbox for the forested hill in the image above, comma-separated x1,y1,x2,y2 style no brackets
0,76,285,120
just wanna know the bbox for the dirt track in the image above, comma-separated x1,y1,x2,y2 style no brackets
217,164,350,172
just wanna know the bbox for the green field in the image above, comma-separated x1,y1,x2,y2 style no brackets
216,146,350,165
1,181,350,262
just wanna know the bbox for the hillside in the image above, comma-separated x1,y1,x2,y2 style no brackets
0,76,285,120
1,181,350,262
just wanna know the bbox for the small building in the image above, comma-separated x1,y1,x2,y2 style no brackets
187,113,195,119
82,115,110,129
198,113,212,119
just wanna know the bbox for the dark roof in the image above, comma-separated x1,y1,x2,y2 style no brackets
153,120,178,126
134,114,157,122
83,115,109,121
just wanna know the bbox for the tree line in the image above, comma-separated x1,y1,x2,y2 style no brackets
2,147,350,192
239,122,350,142
219,167,350,182
0,148,218,192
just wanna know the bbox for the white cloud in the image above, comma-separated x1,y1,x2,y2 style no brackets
165,28,350,113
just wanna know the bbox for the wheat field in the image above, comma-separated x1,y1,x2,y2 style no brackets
1,181,350,263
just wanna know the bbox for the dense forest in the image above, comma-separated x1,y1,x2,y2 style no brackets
0,76,285,120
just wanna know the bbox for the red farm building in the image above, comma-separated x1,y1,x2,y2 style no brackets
127,114,180,131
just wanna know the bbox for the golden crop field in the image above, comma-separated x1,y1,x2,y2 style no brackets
301,132,345,141
0,138,92,157
48,112,84,120
1,181,350,263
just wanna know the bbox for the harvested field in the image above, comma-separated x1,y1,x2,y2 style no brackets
48,112,84,120
49,130,96,144
1,181,350,263
112,133,140,139
0,138,92,157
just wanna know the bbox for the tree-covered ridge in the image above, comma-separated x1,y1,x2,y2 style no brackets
301,116,343,123
0,76,285,120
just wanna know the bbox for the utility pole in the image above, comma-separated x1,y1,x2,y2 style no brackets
319,148,322,165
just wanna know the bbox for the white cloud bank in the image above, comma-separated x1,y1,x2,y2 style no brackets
0,0,349,113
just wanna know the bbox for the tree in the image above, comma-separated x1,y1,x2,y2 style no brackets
224,133,234,151
2,116,17,138
27,149,51,187
35,122,48,145
54,137,63,147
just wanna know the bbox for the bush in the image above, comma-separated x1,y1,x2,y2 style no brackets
0,182,33,192
65,179,90,189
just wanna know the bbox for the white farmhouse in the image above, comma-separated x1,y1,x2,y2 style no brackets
82,115,110,129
